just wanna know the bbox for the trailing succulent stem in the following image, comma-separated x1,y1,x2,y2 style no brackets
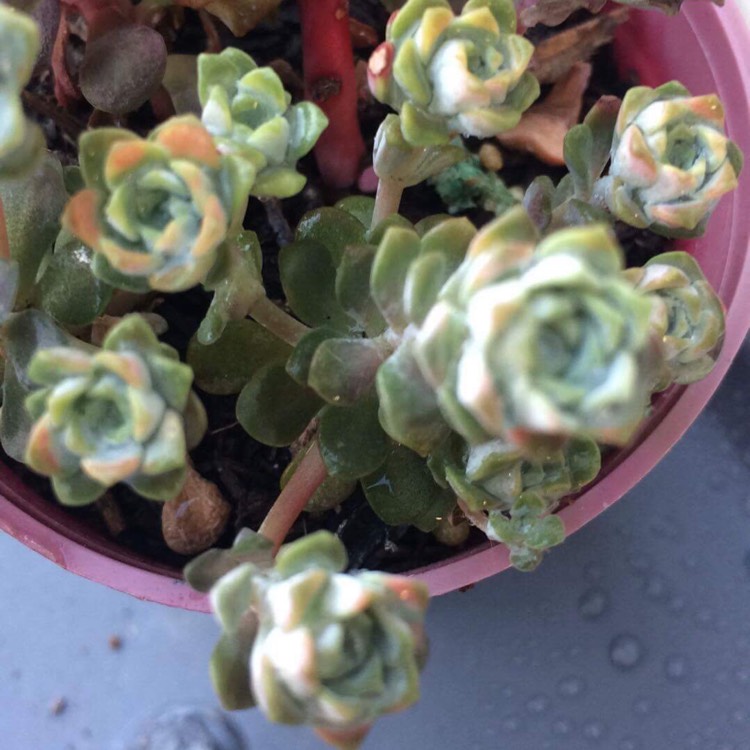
185,530,429,750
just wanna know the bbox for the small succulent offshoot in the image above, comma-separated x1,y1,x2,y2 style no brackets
597,82,743,237
198,48,328,199
436,435,601,570
368,0,540,146
23,315,205,505
625,251,725,390
185,530,429,750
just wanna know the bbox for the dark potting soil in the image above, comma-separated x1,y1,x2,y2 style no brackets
2,5,668,576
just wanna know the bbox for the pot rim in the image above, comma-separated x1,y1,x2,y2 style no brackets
0,2,748,612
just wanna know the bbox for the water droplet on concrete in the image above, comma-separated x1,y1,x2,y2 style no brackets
584,563,604,582
643,574,669,601
525,694,549,714
582,721,607,742
557,676,586,698
668,595,686,614
502,715,521,732
609,634,645,671
552,719,573,736
664,654,689,682
578,588,609,620
627,553,653,576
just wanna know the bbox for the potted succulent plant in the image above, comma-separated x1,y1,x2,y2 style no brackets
0,0,748,746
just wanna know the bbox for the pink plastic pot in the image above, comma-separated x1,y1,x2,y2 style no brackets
1,3,749,612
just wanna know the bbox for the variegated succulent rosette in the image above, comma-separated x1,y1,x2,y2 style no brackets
62,116,253,293
437,435,601,570
597,82,743,237
368,0,539,145
625,251,725,390
378,207,662,456
23,315,204,505
186,530,429,750
198,48,328,198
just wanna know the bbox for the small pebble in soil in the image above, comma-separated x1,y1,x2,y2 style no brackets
49,697,68,716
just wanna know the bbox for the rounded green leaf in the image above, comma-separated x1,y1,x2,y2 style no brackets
294,208,367,265
35,231,113,326
236,363,322,447
279,239,353,332
188,319,292,395
318,395,391,481
362,444,456,532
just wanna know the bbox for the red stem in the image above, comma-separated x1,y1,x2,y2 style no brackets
297,0,366,188
259,441,329,554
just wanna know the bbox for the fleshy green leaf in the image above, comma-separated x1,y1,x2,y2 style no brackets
198,230,266,345
279,239,353,332
376,341,451,456
0,310,77,461
187,319,292,395
236,363,322,447
335,244,387,336
35,230,113,326
275,529,348,577
294,208,367,266
0,153,68,307
363,444,456,532
307,338,388,406
318,395,391,481
185,528,274,592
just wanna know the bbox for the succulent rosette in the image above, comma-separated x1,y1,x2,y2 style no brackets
625,251,725,390
442,436,601,514
432,436,599,569
599,82,743,237
383,207,661,453
368,0,539,146
0,5,44,179
199,48,328,198
62,116,253,293
23,315,203,505
186,530,429,750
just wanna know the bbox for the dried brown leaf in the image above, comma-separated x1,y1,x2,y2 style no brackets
497,62,592,165
529,8,630,85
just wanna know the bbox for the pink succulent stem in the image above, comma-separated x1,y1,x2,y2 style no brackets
297,0,366,188
259,441,329,554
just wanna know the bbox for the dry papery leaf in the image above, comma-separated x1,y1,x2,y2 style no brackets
529,7,630,85
518,0,721,29
497,61,592,165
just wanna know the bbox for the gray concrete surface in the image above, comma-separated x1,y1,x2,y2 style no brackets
2,340,750,750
